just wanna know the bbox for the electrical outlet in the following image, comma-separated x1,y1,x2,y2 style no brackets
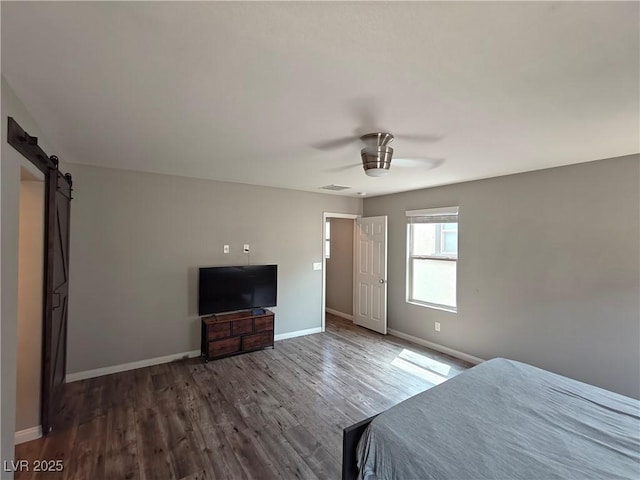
223,245,229,254
435,322,441,332
243,244,250,253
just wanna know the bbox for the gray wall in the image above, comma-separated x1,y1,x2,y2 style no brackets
1,77,57,477
364,154,640,399
65,163,362,375
16,180,44,432
326,218,354,315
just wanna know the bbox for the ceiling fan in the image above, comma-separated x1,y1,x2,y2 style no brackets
317,131,443,177
313,98,444,176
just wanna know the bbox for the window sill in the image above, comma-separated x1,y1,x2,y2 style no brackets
407,300,457,314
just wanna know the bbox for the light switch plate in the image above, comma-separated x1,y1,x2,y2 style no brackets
313,262,322,270
243,244,250,253
223,245,229,253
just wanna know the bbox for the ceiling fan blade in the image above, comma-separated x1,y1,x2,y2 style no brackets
311,136,359,150
394,133,444,143
312,97,389,151
393,157,444,169
324,163,362,173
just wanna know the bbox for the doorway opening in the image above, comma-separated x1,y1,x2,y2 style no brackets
321,213,359,331
15,164,45,444
321,213,389,335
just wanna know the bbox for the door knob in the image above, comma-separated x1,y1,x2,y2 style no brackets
379,279,385,284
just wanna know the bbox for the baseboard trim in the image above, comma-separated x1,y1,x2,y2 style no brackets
67,327,325,383
325,308,353,321
66,349,201,383
275,327,322,341
15,425,42,445
388,328,485,365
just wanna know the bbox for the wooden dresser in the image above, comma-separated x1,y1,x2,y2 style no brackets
201,309,274,361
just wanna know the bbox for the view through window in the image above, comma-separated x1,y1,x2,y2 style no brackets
406,207,458,311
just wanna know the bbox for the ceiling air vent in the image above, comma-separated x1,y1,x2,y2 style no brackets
320,184,351,191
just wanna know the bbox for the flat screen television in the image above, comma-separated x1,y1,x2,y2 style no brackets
198,265,277,316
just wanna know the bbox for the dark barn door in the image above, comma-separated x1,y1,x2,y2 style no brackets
42,168,73,434
7,118,74,435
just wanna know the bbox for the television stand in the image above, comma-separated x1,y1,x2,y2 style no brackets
201,309,274,361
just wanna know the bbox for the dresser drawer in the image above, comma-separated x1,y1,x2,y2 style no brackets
242,331,273,351
207,322,231,340
254,315,274,332
209,337,241,357
202,309,274,361
232,318,253,335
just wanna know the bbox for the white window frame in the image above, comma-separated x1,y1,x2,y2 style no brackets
406,206,458,312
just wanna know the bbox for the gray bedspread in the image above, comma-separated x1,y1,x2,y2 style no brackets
356,358,640,480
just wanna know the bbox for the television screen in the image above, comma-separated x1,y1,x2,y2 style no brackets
198,265,277,316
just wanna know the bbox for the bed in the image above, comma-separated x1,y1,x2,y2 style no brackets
342,358,640,480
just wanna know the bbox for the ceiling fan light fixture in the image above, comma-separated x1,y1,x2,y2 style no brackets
361,145,393,177
365,168,390,177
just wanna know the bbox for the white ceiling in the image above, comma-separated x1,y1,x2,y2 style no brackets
2,2,638,197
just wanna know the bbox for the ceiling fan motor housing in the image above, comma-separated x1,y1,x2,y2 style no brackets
360,132,394,148
361,145,393,177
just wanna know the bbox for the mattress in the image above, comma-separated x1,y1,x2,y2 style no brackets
356,358,640,480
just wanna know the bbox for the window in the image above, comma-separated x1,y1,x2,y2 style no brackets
406,206,458,311
325,220,331,258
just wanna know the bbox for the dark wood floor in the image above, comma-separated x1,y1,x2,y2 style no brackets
15,314,471,480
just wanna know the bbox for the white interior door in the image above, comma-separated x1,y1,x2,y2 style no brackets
354,216,388,334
